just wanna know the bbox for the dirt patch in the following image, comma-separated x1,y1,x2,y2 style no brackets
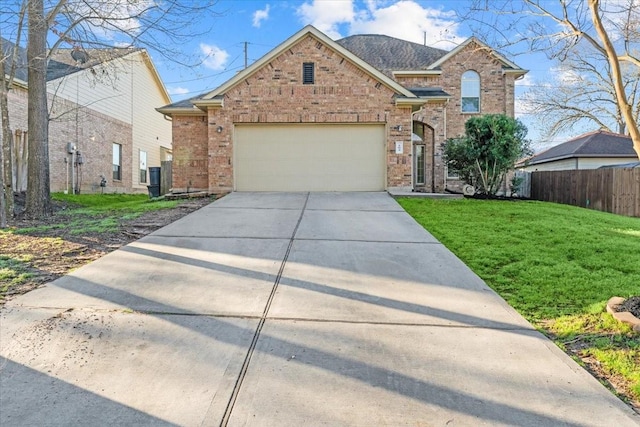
564,338,640,414
540,322,640,414
0,197,212,306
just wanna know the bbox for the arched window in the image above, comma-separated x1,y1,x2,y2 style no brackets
461,70,480,113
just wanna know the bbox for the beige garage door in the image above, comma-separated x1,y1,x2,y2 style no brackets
235,124,386,191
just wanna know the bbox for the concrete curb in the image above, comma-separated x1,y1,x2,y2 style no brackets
606,297,640,333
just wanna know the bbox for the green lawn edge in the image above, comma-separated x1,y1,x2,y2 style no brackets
398,197,640,402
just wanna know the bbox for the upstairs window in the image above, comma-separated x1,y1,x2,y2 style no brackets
303,62,315,84
461,70,480,113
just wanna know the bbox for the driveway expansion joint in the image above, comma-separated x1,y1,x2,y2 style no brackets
219,192,310,426
293,238,442,244
262,316,536,330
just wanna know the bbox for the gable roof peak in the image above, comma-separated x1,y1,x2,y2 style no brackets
197,25,416,103
428,36,525,74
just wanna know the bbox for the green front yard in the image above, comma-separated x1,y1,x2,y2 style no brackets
399,197,640,405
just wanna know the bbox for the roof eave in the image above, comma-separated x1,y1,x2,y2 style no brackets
192,98,224,111
139,50,172,104
155,106,206,116
7,76,28,89
504,68,529,78
527,153,638,165
202,25,417,100
396,96,449,106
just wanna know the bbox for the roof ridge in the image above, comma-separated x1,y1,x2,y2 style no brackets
338,33,449,53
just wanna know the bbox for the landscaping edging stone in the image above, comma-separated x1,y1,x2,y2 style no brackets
606,297,640,333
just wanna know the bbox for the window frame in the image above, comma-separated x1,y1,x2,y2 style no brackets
112,143,122,181
461,70,480,113
139,149,147,184
414,144,426,185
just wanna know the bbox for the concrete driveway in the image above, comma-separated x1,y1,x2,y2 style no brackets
1,192,638,426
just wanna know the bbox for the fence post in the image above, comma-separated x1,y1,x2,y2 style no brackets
160,161,172,196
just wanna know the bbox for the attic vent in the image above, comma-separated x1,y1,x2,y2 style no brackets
315,41,323,49
303,62,315,85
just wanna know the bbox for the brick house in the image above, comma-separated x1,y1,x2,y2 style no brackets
2,39,172,194
157,26,526,194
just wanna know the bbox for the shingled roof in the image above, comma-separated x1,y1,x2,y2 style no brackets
47,48,141,80
527,130,637,165
1,37,141,82
335,34,448,77
1,37,28,83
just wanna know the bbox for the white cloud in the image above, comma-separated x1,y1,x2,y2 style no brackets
168,86,189,95
350,1,463,48
296,0,462,47
551,66,582,86
253,4,270,28
515,73,534,88
297,0,355,39
200,43,229,71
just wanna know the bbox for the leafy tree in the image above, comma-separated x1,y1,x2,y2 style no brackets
443,114,531,195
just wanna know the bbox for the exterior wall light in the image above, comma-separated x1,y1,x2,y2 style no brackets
216,126,223,133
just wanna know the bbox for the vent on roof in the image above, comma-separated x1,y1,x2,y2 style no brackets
303,62,314,85
71,49,89,64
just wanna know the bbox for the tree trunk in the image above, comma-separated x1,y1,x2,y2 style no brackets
0,39,12,227
25,0,51,218
589,0,640,158
0,76,8,228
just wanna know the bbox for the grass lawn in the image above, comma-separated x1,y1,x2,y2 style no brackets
15,193,180,235
399,197,640,405
1,193,182,299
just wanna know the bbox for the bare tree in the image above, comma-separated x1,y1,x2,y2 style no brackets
1,0,219,218
465,0,640,158
0,3,26,226
26,0,51,217
0,39,10,227
523,46,640,138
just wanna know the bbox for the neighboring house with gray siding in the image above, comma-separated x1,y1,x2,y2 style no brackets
518,130,638,172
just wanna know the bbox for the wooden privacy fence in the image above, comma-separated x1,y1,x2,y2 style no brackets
530,168,640,217
160,160,172,196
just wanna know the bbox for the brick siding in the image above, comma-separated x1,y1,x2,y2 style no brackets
3,85,134,194
170,35,518,194
49,94,132,193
